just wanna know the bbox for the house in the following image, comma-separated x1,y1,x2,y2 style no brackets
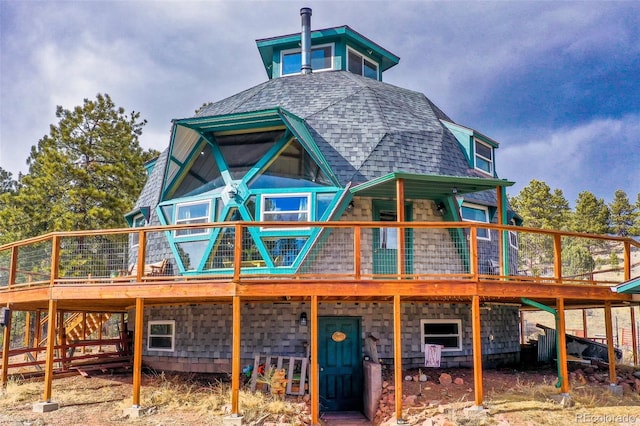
0,7,637,424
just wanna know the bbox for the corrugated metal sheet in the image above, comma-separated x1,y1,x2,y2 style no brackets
537,327,556,363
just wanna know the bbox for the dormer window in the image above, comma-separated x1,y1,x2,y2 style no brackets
347,47,378,79
474,139,494,175
281,44,334,76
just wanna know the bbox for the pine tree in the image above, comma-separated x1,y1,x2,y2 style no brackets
0,93,157,243
609,189,637,237
570,191,610,234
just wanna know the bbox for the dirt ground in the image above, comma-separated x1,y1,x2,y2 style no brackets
0,365,639,425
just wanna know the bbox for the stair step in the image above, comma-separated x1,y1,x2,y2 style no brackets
322,412,371,425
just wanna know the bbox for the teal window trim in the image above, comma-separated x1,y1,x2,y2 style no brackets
174,199,213,238
347,46,379,79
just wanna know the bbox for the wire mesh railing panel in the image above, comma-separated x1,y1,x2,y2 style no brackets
58,234,129,280
299,226,354,276
560,236,625,283
411,227,469,276
15,240,52,284
513,231,555,278
0,248,10,286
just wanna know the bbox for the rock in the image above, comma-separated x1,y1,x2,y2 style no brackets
404,395,417,406
633,371,640,379
405,375,413,381
439,373,452,385
634,379,640,393
419,374,428,382
383,380,389,388
454,377,464,385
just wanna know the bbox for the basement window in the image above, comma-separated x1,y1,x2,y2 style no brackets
420,319,462,352
148,320,175,352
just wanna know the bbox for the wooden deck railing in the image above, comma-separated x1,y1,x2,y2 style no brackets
0,222,638,290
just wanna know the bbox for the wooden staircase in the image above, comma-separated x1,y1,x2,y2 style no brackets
39,312,112,346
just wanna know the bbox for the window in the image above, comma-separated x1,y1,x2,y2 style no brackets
175,201,211,237
508,218,518,249
421,319,462,352
474,139,493,175
147,320,175,352
261,194,310,227
281,44,334,76
460,203,490,240
347,47,378,79
131,214,146,247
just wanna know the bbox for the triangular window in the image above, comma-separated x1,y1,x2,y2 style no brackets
215,130,285,180
173,144,223,197
248,139,332,189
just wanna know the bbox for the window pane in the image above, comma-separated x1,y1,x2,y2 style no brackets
150,324,172,335
363,59,377,79
177,203,209,220
283,51,301,75
348,50,362,75
424,322,459,335
311,46,332,70
461,206,486,222
425,336,459,348
150,336,173,349
475,141,492,159
476,157,491,173
316,193,334,219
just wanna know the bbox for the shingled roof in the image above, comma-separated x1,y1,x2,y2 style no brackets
194,70,482,187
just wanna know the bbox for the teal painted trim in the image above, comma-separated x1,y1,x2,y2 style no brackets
209,137,233,184
279,109,341,186
615,276,640,294
520,298,563,389
501,186,510,276
161,125,183,201
175,108,283,130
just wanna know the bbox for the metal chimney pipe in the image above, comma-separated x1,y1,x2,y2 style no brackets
300,7,312,74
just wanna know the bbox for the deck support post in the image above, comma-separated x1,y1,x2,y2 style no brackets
230,296,242,417
556,298,569,395
393,295,403,423
1,305,12,389
631,306,638,367
129,298,145,416
310,295,319,425
33,299,59,412
604,302,618,387
471,295,484,407
582,309,588,339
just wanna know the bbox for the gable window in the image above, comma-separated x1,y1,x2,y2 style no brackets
147,320,175,352
420,319,462,352
131,214,146,248
261,194,310,226
175,201,211,237
347,47,378,79
474,139,494,175
460,203,490,240
281,44,334,76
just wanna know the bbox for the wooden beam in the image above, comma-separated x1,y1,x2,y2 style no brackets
231,296,241,415
631,306,638,367
624,241,631,281
132,298,144,407
136,231,146,282
604,302,617,385
1,306,12,388
469,228,478,279
496,187,504,276
310,295,319,425
24,311,31,349
234,224,243,282
471,295,483,406
582,309,588,339
556,298,569,394
393,295,403,422
43,299,57,402
354,226,361,280
8,246,18,289
553,235,562,284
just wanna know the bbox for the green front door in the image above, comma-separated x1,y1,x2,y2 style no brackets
372,200,413,275
318,316,362,412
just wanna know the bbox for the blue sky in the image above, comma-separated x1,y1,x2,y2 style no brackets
1,1,638,205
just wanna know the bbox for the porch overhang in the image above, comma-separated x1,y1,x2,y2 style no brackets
349,172,514,200
613,276,640,296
